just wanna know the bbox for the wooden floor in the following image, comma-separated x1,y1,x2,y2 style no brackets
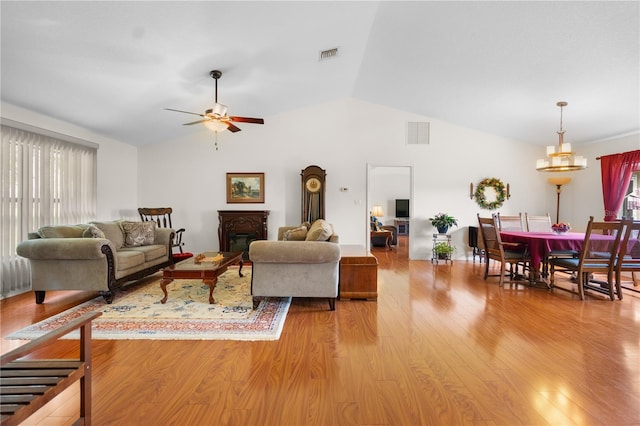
2,236,639,425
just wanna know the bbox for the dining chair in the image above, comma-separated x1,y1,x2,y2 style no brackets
525,212,578,276
138,207,192,261
525,213,552,232
549,216,625,300
496,212,527,276
477,214,531,286
614,219,640,300
496,213,524,231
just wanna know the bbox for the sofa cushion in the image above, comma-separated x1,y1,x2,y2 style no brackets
121,221,156,247
119,244,166,262
82,225,106,239
115,250,146,271
91,220,126,249
282,226,308,241
38,224,88,239
306,219,333,241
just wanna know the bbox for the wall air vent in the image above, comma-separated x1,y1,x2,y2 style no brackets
319,48,339,61
407,122,430,145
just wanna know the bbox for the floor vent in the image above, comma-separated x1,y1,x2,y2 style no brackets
407,122,430,145
319,48,339,61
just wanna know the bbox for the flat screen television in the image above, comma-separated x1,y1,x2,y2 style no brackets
395,199,410,218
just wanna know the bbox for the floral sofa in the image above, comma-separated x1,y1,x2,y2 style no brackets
249,219,340,310
16,220,174,304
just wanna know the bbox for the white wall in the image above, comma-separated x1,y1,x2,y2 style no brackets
1,102,138,221
138,98,555,260
5,98,636,261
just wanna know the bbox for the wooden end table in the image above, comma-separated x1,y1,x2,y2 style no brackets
339,244,378,300
160,251,243,304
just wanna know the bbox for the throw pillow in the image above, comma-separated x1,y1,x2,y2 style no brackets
37,224,88,239
121,221,156,247
90,220,126,249
82,225,106,239
283,226,308,241
305,219,333,241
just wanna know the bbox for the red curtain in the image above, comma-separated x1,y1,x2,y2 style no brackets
600,149,640,221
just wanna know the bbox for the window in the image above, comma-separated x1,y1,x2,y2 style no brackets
620,171,640,220
1,122,97,297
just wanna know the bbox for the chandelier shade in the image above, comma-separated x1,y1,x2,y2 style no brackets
536,102,587,172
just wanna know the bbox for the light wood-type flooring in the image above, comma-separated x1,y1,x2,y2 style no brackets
1,236,639,425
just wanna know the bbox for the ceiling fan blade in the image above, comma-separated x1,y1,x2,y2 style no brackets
227,123,242,133
229,116,264,124
165,108,205,117
183,119,209,126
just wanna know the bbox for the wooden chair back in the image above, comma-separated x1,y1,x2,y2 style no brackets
138,207,185,254
138,207,174,228
497,212,524,231
525,213,552,232
477,214,530,286
615,219,640,299
477,214,502,260
550,216,625,300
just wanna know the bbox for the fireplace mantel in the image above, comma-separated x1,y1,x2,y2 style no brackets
218,210,269,260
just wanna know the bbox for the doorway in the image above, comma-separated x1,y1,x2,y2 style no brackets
366,164,413,259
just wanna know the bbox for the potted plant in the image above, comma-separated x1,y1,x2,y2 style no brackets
433,241,455,259
429,213,458,234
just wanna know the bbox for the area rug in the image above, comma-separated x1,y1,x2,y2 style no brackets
7,267,291,341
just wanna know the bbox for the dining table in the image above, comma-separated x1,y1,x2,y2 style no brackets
499,231,585,281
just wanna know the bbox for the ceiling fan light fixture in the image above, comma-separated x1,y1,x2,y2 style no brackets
166,68,264,140
203,120,228,133
210,103,228,117
536,101,587,172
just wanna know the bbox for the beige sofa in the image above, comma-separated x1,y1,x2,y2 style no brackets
249,220,340,310
16,220,174,304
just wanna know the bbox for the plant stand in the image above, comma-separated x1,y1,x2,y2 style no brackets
431,233,453,264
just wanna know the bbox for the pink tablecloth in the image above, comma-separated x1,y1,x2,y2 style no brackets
500,231,585,271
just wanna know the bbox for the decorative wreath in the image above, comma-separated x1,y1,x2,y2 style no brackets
474,177,506,210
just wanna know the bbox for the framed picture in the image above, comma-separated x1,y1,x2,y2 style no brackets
226,173,265,203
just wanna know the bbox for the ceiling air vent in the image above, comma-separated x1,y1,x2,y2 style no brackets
319,47,339,61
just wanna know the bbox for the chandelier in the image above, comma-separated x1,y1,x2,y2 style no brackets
536,101,587,172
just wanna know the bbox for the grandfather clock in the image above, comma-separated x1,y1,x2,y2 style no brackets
301,165,326,223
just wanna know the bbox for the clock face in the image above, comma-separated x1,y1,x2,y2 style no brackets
305,177,322,193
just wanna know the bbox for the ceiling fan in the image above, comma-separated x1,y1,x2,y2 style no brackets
165,70,264,133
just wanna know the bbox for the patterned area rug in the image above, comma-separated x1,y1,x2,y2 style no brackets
7,267,291,341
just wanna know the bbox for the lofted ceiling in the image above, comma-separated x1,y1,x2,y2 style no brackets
1,1,638,147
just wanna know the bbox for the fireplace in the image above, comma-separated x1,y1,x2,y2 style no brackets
228,232,258,253
218,210,269,260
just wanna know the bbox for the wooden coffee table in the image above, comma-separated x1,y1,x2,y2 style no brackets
160,251,243,304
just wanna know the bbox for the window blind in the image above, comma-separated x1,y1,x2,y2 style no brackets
1,124,97,298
